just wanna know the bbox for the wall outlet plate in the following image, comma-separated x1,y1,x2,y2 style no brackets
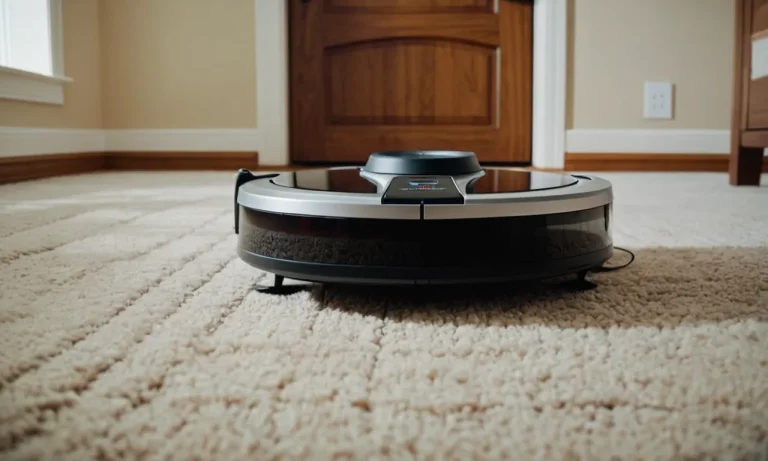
643,81,673,119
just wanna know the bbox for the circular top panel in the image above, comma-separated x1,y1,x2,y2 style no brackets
271,168,378,194
238,168,612,220
363,150,482,175
466,169,578,194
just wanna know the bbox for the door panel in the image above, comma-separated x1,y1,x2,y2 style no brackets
327,40,493,125
326,0,493,14
323,14,500,47
290,0,532,163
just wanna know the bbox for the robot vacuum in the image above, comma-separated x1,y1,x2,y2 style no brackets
234,150,619,289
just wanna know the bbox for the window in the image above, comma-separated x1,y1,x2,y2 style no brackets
0,0,69,105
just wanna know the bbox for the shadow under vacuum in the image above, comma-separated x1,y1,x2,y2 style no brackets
254,247,768,329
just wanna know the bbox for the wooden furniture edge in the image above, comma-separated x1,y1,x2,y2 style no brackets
740,130,768,147
729,0,765,185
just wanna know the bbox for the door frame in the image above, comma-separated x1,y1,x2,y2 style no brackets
254,0,567,169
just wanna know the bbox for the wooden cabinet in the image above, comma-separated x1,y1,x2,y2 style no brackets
731,0,768,185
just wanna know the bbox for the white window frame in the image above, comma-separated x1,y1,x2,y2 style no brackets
0,0,71,105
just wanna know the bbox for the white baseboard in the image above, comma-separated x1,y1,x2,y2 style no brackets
104,129,261,152
0,127,105,157
565,129,731,154
0,128,265,158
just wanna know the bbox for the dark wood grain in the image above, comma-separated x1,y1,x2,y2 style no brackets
326,39,493,126
290,0,326,162
103,152,259,170
325,0,492,14
0,151,260,184
730,0,766,185
290,0,533,163
747,75,768,129
741,129,768,146
0,153,104,184
751,0,768,32
498,0,533,163
324,14,500,48
746,0,768,134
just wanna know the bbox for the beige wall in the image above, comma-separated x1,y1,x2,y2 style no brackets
99,0,256,129
1,1,733,134
567,0,734,130
0,0,102,128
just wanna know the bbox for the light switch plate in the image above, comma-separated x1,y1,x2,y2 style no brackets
643,81,673,119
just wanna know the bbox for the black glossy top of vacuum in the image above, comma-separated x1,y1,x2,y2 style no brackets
272,150,577,195
235,149,613,221
272,168,578,194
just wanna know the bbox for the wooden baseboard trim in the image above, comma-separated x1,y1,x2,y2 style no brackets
0,152,261,184
3,151,764,186
104,152,259,170
0,153,105,184
565,153,768,172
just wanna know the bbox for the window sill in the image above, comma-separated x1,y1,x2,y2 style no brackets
0,65,73,105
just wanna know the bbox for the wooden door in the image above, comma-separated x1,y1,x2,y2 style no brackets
289,0,533,164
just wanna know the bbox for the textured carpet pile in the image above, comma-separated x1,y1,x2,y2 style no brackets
0,171,766,461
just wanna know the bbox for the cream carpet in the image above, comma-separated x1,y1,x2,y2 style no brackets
0,171,766,461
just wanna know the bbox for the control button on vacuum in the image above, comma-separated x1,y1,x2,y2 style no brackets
408,179,438,186
381,176,464,205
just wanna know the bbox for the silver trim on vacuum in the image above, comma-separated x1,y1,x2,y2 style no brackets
237,167,613,220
